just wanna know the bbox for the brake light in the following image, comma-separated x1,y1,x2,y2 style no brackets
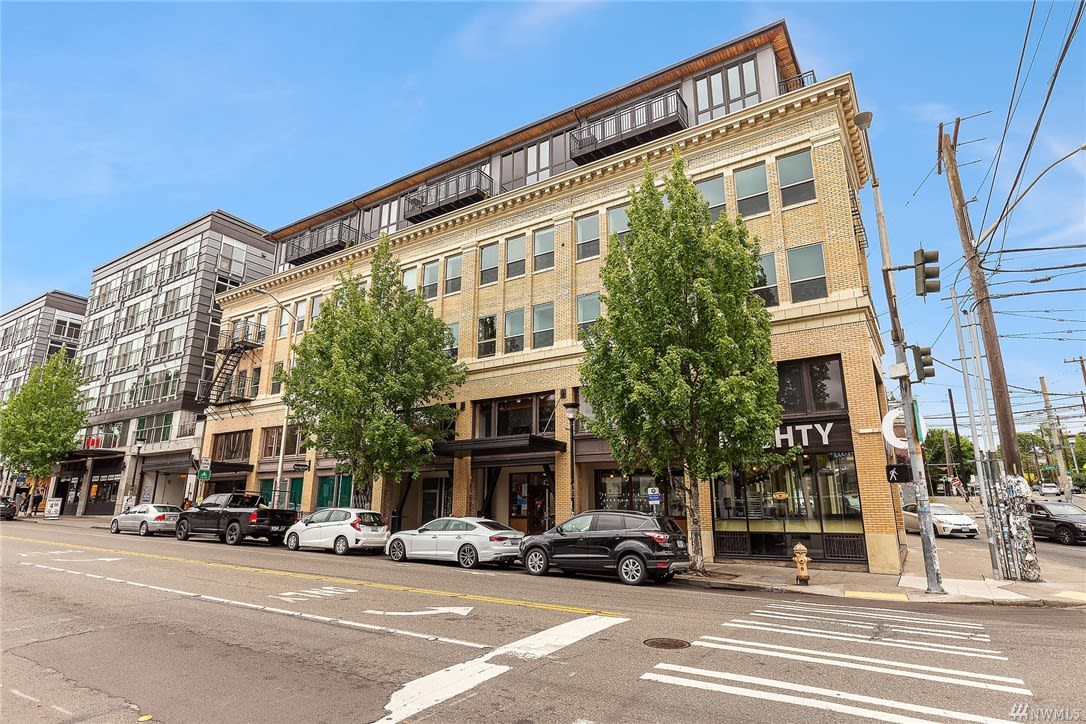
248,511,258,524
350,516,363,531
645,532,671,545
489,535,508,542
153,514,165,522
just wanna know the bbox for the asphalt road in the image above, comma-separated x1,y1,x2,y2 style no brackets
3,524,1084,724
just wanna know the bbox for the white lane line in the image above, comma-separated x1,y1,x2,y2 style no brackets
19,562,488,650
766,598,983,621
765,602,984,629
11,689,40,702
751,611,991,641
648,664,1016,724
641,672,939,724
51,705,75,716
723,621,1005,659
695,640,1030,695
375,614,628,724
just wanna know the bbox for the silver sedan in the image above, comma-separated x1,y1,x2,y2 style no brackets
385,517,523,568
110,503,183,536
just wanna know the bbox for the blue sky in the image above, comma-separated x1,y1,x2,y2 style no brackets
2,1,1084,441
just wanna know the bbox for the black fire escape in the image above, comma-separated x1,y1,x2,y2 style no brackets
196,319,265,406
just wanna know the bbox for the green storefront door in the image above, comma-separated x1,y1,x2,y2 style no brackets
317,474,354,508
260,478,274,502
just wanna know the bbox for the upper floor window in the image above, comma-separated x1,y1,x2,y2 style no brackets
725,57,760,112
753,253,779,307
533,303,554,349
506,235,526,278
277,307,289,338
504,309,524,354
362,198,401,237
271,361,284,394
577,292,600,333
446,322,459,359
52,317,82,341
293,299,308,334
735,163,769,217
694,57,759,123
533,227,554,272
607,205,630,242
475,391,557,438
478,315,496,358
499,133,573,191
309,296,322,324
787,243,827,302
576,213,600,261
402,267,418,293
212,429,252,462
778,149,815,206
135,412,173,444
422,261,439,300
695,176,726,222
445,254,462,295
218,236,247,277
777,356,846,414
480,243,499,285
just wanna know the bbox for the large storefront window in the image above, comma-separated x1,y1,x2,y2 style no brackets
476,392,557,438
594,470,686,519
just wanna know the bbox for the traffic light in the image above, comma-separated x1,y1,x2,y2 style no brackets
914,248,940,297
912,345,935,381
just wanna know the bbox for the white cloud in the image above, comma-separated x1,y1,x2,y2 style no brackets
450,1,599,61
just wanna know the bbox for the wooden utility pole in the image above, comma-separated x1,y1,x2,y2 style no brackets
1040,376,1071,501
940,127,1021,475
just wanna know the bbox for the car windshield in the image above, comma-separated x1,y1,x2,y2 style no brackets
930,504,964,515
477,520,517,532
1042,503,1086,516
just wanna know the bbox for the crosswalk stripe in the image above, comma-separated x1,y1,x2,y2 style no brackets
750,611,992,641
765,602,985,629
697,637,1030,693
651,664,1016,724
724,621,1005,659
766,599,981,622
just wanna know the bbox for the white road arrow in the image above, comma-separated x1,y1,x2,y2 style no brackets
362,606,473,617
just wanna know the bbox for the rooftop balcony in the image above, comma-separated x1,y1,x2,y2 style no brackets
778,71,817,95
285,221,365,266
569,90,689,165
403,168,493,224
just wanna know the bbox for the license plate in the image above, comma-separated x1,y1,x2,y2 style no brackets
166,515,178,521
272,526,285,532
677,540,686,548
371,527,381,532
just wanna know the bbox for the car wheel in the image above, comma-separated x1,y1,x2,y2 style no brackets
524,547,549,576
286,533,300,551
617,554,647,585
139,522,150,537
110,520,120,534
334,536,350,556
1055,526,1075,545
389,539,407,562
225,522,242,545
457,544,479,569
176,519,190,541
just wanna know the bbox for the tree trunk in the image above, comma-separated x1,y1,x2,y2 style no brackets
684,463,707,575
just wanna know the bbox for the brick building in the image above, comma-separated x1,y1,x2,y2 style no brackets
202,20,904,573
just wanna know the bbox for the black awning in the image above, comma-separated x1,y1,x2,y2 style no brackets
141,451,199,473
210,461,253,474
433,434,566,459
65,448,125,461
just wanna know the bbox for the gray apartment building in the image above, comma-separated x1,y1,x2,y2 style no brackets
52,210,274,516
0,290,87,496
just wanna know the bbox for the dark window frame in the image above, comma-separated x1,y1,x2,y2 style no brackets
787,243,828,302
575,213,600,261
735,162,770,217
533,227,555,272
479,243,499,286
477,315,497,358
778,149,816,207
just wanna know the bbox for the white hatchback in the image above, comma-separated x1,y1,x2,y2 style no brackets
285,508,388,555
386,516,523,569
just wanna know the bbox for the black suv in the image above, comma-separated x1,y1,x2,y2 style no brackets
519,509,690,585
1027,501,1086,545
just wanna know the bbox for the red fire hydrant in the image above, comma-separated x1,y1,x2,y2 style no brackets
792,542,810,585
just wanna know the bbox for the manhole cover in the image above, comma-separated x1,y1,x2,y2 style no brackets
643,638,690,649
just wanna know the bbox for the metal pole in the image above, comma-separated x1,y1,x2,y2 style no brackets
856,112,944,593
1039,377,1071,502
257,288,296,510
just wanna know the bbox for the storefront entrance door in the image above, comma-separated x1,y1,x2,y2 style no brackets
509,472,554,534
420,478,452,525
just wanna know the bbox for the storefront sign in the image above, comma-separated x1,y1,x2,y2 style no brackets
44,498,62,519
768,418,852,454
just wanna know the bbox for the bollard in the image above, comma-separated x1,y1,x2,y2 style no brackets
792,542,810,585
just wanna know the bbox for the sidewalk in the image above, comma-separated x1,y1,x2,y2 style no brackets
10,508,1085,607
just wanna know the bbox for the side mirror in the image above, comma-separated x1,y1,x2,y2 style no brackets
555,525,565,535
418,527,429,533
303,518,311,526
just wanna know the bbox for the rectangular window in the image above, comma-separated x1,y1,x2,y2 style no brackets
445,254,462,294
607,205,629,241
135,412,173,444
277,307,289,338
504,309,524,353
422,261,439,299
309,295,322,323
726,57,760,112
694,70,727,123
446,322,459,359
506,234,526,278
402,267,417,293
735,163,769,217
477,315,496,358
695,176,726,221
497,397,533,436
576,213,600,260
479,243,499,285
249,367,262,398
533,227,554,271
577,292,600,333
787,243,827,302
778,149,816,206
293,299,307,334
753,253,779,307
261,427,281,458
272,361,284,394
532,303,554,348
777,356,846,413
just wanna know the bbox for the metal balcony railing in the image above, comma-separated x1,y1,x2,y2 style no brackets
158,252,200,284
285,220,365,266
402,168,493,223
778,71,817,95
212,319,266,354
569,90,689,165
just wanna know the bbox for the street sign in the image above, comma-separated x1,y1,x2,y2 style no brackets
886,464,912,483
647,486,661,505
197,469,211,481
200,456,211,469
291,462,310,472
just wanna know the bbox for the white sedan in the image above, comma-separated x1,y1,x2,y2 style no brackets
902,503,979,538
110,503,182,536
385,517,523,569
284,508,388,555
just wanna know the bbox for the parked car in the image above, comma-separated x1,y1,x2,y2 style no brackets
519,510,690,586
110,503,183,536
1028,501,1086,545
1039,482,1061,496
902,503,979,538
386,517,523,569
0,496,16,520
285,508,388,555
175,492,298,545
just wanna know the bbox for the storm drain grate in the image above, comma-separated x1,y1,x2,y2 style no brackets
643,638,690,649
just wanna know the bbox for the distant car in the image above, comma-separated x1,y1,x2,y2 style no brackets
386,517,523,569
520,510,690,585
285,508,388,555
110,503,183,536
902,503,978,538
1039,483,1061,496
1028,501,1086,545
1,496,16,521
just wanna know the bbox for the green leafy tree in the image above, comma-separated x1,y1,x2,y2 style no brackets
580,150,785,575
280,236,467,506
1012,430,1049,482
0,351,87,479
921,427,976,487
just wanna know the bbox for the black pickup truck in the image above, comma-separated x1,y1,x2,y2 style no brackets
175,492,298,546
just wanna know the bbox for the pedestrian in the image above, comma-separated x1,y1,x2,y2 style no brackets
31,491,43,516
19,494,31,516
182,497,193,510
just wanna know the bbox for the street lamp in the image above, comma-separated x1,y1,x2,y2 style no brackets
854,110,944,594
563,400,580,516
255,287,297,509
